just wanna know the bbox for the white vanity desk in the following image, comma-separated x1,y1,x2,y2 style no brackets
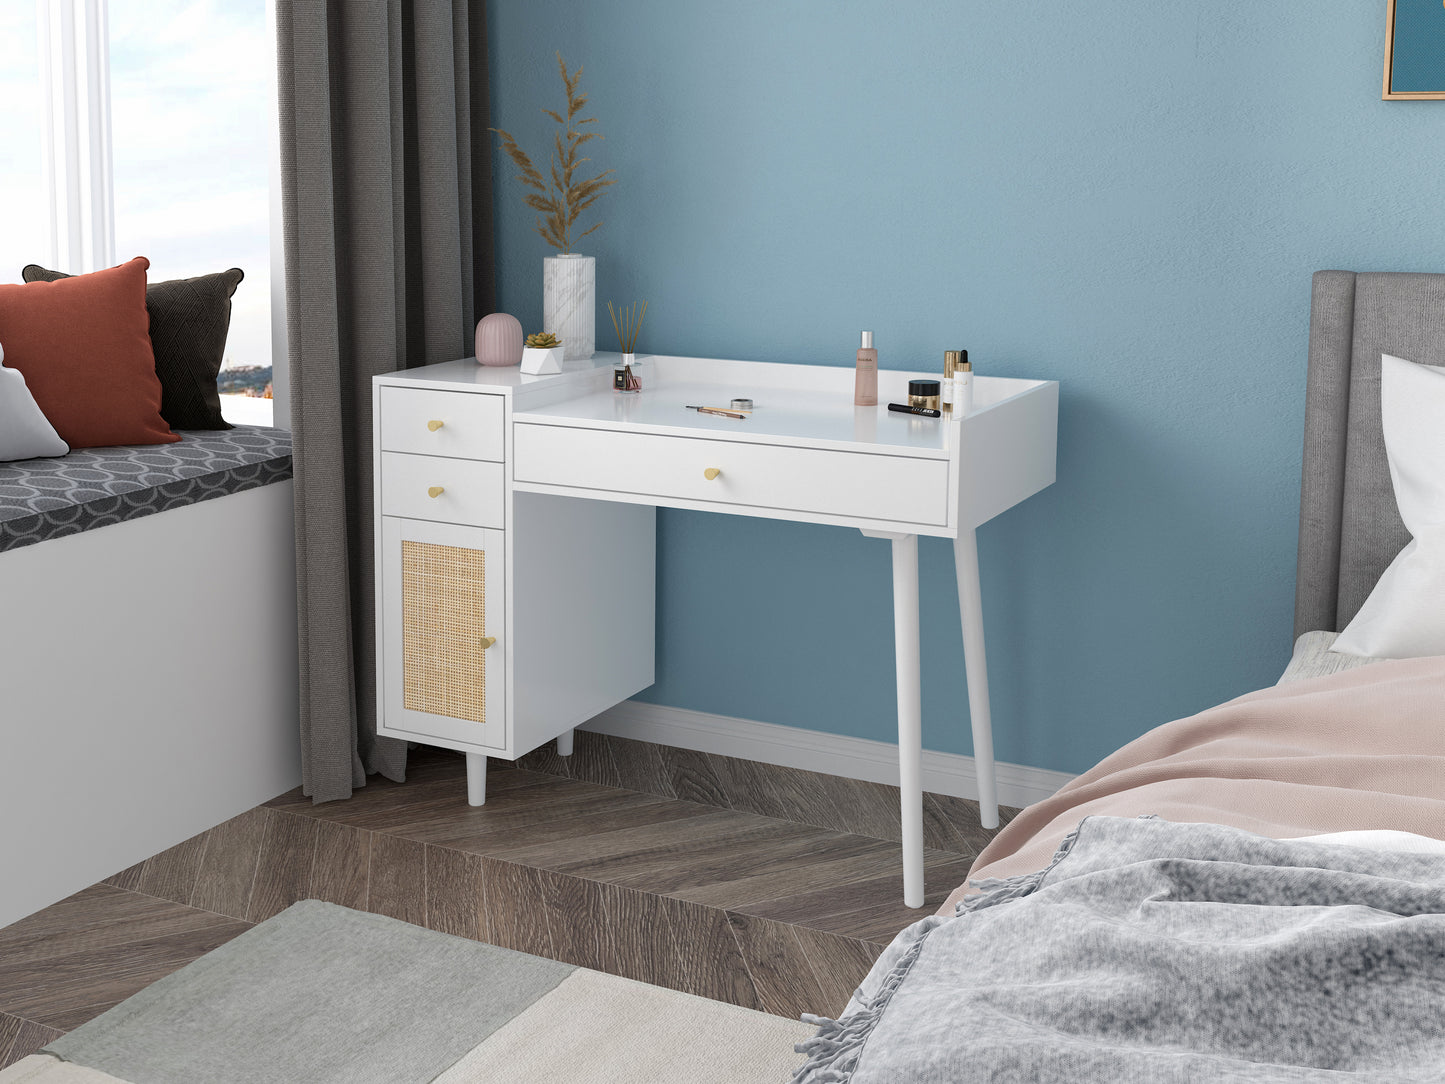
374,353,1057,907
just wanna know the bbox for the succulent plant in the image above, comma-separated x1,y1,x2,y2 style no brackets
525,332,560,349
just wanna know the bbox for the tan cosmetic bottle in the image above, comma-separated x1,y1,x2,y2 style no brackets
855,331,878,406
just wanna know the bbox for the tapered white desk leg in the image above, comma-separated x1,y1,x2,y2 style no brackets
465,753,486,806
556,729,574,757
890,533,925,909
953,528,999,829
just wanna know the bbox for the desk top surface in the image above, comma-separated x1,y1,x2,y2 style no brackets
517,380,965,458
380,354,1055,460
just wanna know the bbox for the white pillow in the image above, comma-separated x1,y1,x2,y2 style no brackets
0,341,69,462
1332,353,1445,658
1288,830,1445,855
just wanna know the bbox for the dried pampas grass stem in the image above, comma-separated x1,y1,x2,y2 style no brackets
490,53,616,254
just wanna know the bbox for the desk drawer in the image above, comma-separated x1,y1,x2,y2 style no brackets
381,452,505,528
379,386,504,461
514,425,949,526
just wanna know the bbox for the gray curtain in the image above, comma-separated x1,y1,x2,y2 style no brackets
276,0,495,802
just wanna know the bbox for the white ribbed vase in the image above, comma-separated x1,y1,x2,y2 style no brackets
543,254,595,361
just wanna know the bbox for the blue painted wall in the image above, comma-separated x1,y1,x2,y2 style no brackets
486,2,1445,775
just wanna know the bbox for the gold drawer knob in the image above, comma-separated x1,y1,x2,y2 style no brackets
479,636,497,649
703,467,722,480
427,486,445,498
427,419,445,431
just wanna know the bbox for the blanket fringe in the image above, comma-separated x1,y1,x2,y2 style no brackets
959,819,1088,915
790,934,928,1082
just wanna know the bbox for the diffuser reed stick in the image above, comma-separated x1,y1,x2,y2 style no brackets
607,300,647,354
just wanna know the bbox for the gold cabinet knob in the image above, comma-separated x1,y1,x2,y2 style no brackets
479,636,497,649
427,419,444,431
427,486,445,498
703,467,722,480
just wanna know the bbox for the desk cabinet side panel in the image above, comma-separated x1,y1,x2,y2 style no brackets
961,382,1059,530
511,492,655,754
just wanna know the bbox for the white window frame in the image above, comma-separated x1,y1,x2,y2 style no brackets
264,0,289,429
37,0,115,274
33,0,289,429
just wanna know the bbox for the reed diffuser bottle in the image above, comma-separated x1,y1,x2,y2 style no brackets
608,300,648,393
855,331,878,406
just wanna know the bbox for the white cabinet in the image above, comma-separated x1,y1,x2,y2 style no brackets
373,380,656,787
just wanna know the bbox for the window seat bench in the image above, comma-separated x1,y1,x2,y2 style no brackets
0,425,292,552
0,424,300,928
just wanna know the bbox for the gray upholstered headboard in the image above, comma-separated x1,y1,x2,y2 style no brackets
1295,271,1445,637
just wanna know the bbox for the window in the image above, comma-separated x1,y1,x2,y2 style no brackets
4,0,282,428
0,6,57,281
111,0,275,424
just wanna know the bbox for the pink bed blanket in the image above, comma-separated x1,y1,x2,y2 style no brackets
945,655,1445,914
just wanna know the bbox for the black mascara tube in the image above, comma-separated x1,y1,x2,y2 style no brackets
888,402,941,419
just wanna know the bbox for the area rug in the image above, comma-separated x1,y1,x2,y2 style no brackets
0,900,809,1084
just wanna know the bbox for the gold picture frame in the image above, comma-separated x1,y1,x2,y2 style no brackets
1383,0,1445,99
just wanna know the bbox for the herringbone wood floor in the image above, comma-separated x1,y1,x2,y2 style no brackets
0,734,1015,1069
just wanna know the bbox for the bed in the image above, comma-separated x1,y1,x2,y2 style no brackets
794,272,1445,1082
0,426,301,928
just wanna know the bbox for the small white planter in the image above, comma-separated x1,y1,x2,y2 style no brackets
520,344,565,375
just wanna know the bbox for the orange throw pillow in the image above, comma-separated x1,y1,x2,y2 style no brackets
0,256,177,448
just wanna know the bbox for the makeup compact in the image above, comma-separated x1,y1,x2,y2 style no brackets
908,379,941,412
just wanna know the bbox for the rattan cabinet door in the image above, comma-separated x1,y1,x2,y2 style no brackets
378,516,506,750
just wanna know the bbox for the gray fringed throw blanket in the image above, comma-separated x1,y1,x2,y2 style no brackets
794,817,1445,1083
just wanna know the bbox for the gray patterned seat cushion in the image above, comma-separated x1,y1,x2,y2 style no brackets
0,425,292,553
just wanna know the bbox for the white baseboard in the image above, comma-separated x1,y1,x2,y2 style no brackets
583,700,1075,811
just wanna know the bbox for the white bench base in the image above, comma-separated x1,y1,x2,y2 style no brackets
0,482,300,927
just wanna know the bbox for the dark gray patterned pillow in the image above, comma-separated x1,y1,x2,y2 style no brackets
22,264,244,431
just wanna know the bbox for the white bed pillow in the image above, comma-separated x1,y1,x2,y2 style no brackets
1289,830,1445,855
1332,353,1445,658
0,341,69,461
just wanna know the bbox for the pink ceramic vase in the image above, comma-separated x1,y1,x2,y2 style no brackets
475,312,524,367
